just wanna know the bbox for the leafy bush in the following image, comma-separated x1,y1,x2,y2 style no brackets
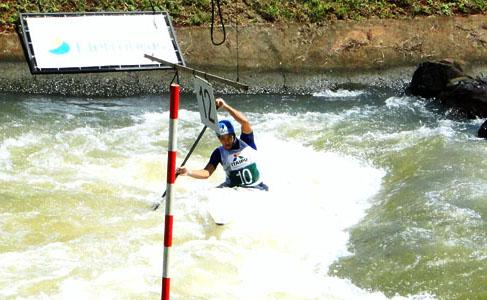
2,0,487,33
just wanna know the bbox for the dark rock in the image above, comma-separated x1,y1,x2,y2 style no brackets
407,60,466,98
439,77,487,118
408,60,487,137
407,60,487,118
479,120,487,138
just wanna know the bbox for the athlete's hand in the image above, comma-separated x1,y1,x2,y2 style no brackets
215,98,227,110
176,167,189,176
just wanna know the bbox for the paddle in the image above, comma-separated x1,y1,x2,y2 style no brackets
152,125,208,210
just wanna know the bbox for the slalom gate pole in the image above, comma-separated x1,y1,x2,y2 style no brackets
153,125,207,210
161,83,179,300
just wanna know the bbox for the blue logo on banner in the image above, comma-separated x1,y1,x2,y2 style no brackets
49,39,70,55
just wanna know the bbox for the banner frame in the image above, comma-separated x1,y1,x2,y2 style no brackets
18,11,185,74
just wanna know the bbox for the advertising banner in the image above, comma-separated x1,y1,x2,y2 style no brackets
19,12,184,73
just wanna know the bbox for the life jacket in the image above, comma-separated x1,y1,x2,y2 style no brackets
218,139,262,187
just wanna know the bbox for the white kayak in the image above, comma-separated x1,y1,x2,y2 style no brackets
208,197,233,225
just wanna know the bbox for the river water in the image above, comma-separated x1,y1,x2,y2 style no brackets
0,88,486,299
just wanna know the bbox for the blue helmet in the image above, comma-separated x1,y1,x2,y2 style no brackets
217,120,235,136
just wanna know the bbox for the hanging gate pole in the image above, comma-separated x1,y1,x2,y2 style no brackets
161,83,179,300
144,54,249,91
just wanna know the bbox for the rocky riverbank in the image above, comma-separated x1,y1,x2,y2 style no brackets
2,15,487,96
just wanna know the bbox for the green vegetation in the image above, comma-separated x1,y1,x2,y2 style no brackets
1,0,486,33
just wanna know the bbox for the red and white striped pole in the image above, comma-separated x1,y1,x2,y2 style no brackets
162,83,179,300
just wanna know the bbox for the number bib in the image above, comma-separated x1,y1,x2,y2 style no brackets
228,162,260,187
219,139,263,187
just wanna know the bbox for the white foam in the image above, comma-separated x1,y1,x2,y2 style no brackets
0,106,437,300
168,133,389,299
385,96,417,109
0,242,77,298
313,89,365,98
0,133,42,173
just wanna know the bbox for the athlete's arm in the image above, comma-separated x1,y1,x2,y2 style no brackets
216,98,252,134
240,132,257,150
176,164,215,179
176,149,220,179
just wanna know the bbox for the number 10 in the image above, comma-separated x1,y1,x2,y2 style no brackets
236,168,253,185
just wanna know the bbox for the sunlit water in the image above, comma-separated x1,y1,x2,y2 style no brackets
0,89,486,299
